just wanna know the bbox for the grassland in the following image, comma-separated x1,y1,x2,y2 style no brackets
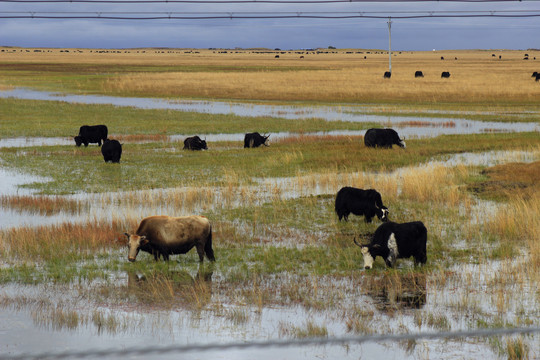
0,97,379,138
0,47,539,359
1,47,540,107
1,132,539,194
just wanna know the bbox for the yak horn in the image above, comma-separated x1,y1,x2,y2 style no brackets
353,237,363,247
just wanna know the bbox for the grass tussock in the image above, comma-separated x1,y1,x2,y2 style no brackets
505,337,530,360
473,160,540,265
0,195,82,215
484,192,540,267
32,306,80,331
399,163,471,206
279,320,328,338
0,220,123,261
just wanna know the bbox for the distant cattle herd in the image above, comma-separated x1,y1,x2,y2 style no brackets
384,70,451,78
382,69,539,81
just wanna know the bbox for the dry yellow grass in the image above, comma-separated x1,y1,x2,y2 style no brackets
0,195,82,215
478,161,540,200
399,163,471,206
485,192,540,288
2,47,540,103
0,220,122,260
102,52,540,102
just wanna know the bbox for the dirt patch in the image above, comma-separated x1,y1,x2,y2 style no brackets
470,161,540,200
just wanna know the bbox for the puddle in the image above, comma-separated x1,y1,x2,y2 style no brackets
2,88,539,141
0,137,72,148
0,300,402,360
0,167,50,196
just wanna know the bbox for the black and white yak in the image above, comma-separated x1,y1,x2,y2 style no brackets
354,221,427,269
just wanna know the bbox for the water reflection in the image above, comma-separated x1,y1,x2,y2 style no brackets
363,273,427,313
125,265,214,309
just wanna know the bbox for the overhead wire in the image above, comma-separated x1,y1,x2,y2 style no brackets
2,10,540,19
1,0,538,3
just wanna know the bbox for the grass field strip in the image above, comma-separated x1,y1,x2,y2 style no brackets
1,89,539,139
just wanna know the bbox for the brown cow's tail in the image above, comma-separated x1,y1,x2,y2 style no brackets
205,225,215,262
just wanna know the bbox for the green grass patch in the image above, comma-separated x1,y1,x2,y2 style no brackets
2,132,539,195
0,98,378,138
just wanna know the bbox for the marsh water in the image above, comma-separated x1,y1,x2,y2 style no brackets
0,90,539,359
1,88,539,141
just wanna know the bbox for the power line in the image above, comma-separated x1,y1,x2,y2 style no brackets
1,0,536,3
2,327,539,360
3,10,540,19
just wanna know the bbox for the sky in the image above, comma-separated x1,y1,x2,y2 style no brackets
1,1,540,50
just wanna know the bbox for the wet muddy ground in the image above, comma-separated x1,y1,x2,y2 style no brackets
0,91,539,359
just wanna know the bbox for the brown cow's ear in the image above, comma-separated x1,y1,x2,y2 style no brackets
140,236,149,245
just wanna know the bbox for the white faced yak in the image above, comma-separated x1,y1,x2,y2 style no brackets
354,221,427,269
124,215,215,263
335,187,389,223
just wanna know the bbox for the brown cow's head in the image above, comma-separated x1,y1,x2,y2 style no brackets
124,233,149,262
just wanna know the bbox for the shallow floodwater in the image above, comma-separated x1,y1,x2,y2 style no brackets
2,88,539,140
0,298,399,360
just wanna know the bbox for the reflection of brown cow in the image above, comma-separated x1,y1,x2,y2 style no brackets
124,215,215,262
126,265,214,308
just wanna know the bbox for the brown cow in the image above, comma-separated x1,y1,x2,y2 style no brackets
124,215,215,262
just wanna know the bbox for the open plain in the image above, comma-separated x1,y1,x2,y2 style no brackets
0,47,539,359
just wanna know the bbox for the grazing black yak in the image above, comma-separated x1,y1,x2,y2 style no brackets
364,128,405,149
354,221,427,269
335,187,389,223
101,139,122,163
74,125,108,147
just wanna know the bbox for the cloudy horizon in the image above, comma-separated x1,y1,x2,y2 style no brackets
1,1,540,50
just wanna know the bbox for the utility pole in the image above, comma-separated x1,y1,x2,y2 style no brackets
388,17,392,74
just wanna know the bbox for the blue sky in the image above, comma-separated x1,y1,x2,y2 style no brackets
1,1,539,50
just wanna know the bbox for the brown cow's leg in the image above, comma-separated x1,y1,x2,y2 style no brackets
196,244,205,262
